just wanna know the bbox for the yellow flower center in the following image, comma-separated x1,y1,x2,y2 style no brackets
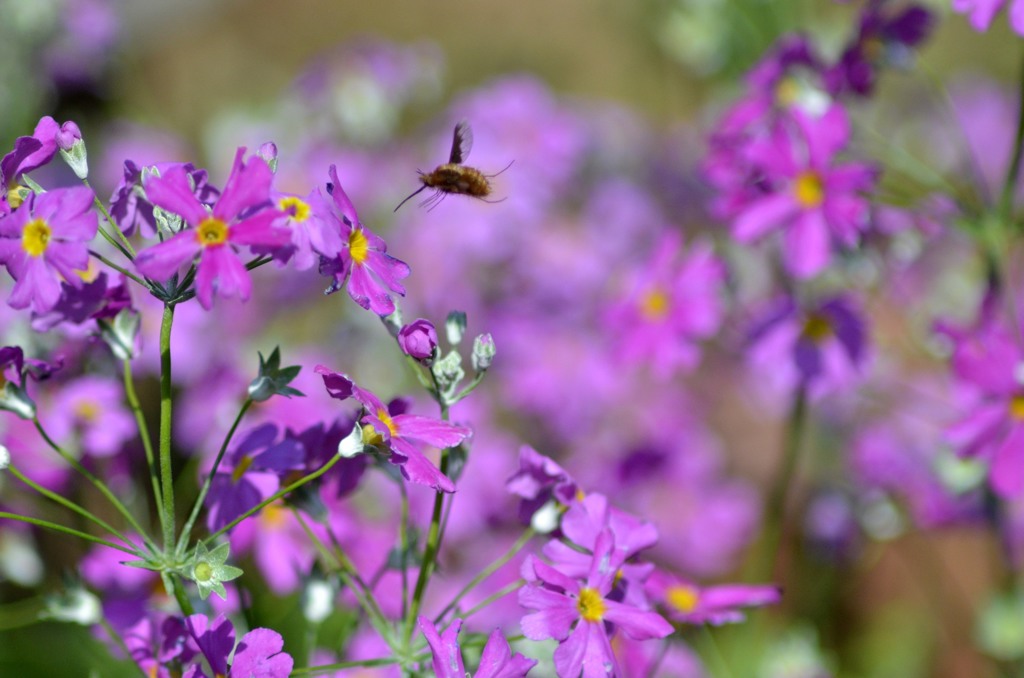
793,171,825,209
376,408,398,436
278,196,311,223
349,227,369,264
1010,395,1024,420
196,217,229,247
361,423,384,447
21,218,51,257
577,587,606,623
639,288,670,320
74,401,100,423
801,313,833,342
261,502,287,528
231,455,255,484
774,77,801,107
666,584,700,613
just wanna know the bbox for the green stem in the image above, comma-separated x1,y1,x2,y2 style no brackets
754,385,808,580
405,446,450,645
168,574,195,616
998,46,1024,226
700,624,735,678
0,512,139,555
33,418,157,554
458,578,524,622
158,304,176,550
85,178,136,258
399,481,411,622
293,511,398,657
123,359,165,531
203,453,343,544
176,398,252,555
7,462,136,551
98,616,149,678
433,527,535,624
88,250,148,287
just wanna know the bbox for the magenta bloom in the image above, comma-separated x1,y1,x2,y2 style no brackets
945,322,1024,497
257,189,343,271
46,376,135,457
316,365,471,492
1,116,60,210
418,617,537,678
110,161,218,238
506,445,579,525
134,148,288,309
183,614,293,678
605,233,723,376
317,165,410,315
953,0,1024,35
398,318,439,361
645,569,780,625
519,530,673,678
0,187,98,313
732,105,876,278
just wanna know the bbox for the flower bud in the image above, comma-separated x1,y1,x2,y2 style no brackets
57,121,88,180
99,309,140,361
445,310,467,345
398,319,438,363
258,141,279,173
471,333,495,372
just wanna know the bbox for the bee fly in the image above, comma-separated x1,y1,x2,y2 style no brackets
394,121,511,212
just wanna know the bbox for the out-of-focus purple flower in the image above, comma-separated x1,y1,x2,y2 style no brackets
205,423,306,532
747,294,868,398
0,187,98,313
945,320,1024,497
109,161,218,239
29,272,132,332
317,166,410,315
828,2,934,96
43,0,120,88
519,529,673,678
645,569,781,625
45,376,134,458
135,148,288,309
398,318,439,362
506,445,579,526
605,233,724,376
952,0,1024,35
418,617,537,678
730,105,876,278
316,366,470,492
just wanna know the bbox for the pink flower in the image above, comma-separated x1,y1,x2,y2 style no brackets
646,569,781,625
519,530,673,678
0,187,98,313
316,366,471,492
731,105,876,278
317,165,410,315
952,0,1024,35
134,148,288,309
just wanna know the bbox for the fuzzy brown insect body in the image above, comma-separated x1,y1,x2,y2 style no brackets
394,121,508,212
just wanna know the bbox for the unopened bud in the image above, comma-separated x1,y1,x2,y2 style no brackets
57,122,88,180
471,333,495,372
445,311,467,345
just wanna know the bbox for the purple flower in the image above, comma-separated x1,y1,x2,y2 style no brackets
1,117,61,210
255,189,343,271
646,569,781,625
183,613,293,678
0,187,99,313
945,321,1024,497
398,318,439,362
205,423,305,532
519,529,673,678
731,105,876,278
109,161,218,238
30,272,132,332
605,233,724,375
134,148,288,309
317,165,410,315
828,2,934,96
506,445,579,525
46,375,135,458
953,0,1024,35
418,617,537,678
316,366,471,492
747,294,867,397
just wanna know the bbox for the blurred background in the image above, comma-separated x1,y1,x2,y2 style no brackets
1,0,1024,676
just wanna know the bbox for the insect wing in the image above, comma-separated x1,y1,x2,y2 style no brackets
449,121,473,164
